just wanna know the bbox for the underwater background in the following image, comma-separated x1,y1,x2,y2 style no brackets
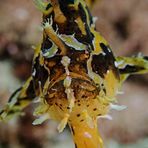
0,0,148,147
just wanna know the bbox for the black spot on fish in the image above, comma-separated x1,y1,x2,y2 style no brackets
67,107,70,110
59,106,63,111
8,87,22,103
71,126,75,135
46,3,52,10
93,108,97,111
144,56,148,61
82,95,87,98
103,88,106,94
75,143,78,148
77,114,81,117
119,65,145,74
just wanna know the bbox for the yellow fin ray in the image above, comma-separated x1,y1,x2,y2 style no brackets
57,113,70,133
116,56,148,83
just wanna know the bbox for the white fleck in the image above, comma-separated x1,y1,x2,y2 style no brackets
51,88,57,91
59,34,86,51
55,24,59,33
93,17,98,24
61,56,75,112
61,56,71,75
33,97,41,103
42,42,58,58
107,70,110,74
43,17,53,29
85,50,89,54
97,114,113,120
32,114,50,125
116,90,124,95
110,103,127,111
102,52,106,56
137,52,143,57
87,54,102,86
32,68,36,76
57,114,69,133
65,88,75,112
114,61,119,67
64,76,72,88
114,60,124,67
31,45,36,50
65,88,75,100
82,110,94,128
84,132,92,138
61,56,71,67
107,47,112,53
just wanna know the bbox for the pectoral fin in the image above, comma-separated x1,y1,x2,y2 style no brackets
116,56,148,83
0,76,36,121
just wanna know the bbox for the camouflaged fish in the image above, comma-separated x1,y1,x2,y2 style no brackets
0,0,148,148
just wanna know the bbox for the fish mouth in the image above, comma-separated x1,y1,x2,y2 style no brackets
48,72,97,90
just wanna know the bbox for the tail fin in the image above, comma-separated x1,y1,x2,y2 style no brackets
0,77,36,121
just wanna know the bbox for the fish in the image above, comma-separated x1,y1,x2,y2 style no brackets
0,0,148,148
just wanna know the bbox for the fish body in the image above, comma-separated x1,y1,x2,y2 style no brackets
0,0,148,148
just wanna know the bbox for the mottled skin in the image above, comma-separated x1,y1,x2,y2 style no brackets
0,0,148,148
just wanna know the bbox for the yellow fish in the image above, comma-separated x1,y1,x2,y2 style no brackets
0,0,148,148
